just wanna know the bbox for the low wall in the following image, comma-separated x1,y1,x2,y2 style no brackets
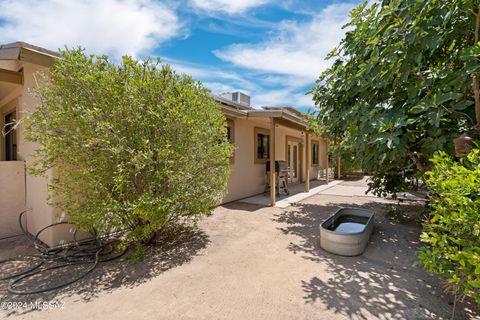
0,161,26,238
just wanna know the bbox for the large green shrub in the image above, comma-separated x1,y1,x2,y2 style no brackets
418,149,480,313
26,48,232,252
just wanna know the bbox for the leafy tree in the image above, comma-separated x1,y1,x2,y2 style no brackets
311,1,480,315
330,135,362,178
25,48,233,255
418,149,480,317
310,0,480,195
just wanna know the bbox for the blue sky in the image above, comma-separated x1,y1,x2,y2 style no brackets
0,0,363,111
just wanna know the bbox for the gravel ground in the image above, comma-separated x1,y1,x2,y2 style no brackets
0,179,478,320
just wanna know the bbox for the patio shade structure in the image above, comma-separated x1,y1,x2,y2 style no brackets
245,108,330,207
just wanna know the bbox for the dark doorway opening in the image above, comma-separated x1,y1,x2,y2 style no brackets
4,112,17,161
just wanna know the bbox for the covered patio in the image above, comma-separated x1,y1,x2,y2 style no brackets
239,179,341,208
246,108,331,207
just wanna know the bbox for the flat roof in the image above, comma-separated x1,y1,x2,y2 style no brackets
0,41,60,58
0,41,59,67
261,106,303,117
215,95,310,130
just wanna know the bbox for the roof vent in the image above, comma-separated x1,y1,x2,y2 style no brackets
220,91,250,107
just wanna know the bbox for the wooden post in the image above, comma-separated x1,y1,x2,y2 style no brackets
269,118,276,207
337,157,341,179
326,140,330,184
305,132,310,192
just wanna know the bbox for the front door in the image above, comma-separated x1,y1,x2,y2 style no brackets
287,141,299,183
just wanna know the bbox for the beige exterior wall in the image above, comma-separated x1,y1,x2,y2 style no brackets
19,63,71,246
222,116,328,203
0,161,25,237
0,62,70,246
223,117,266,203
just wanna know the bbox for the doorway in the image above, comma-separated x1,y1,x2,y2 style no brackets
287,140,299,183
4,112,17,161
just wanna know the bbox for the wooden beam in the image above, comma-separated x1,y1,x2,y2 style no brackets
269,118,276,207
0,68,22,85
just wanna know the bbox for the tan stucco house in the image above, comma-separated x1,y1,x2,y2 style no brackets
0,42,329,247
215,93,329,205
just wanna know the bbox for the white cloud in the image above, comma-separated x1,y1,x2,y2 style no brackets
207,3,357,109
168,61,309,109
253,88,314,108
190,0,270,14
163,57,316,109
163,57,258,91
167,53,318,111
203,82,247,95
0,0,183,59
213,3,355,79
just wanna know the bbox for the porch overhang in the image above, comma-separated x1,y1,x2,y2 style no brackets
246,109,311,132
0,68,23,102
0,68,22,85
220,104,248,119
0,42,59,68
214,95,249,119
246,109,320,207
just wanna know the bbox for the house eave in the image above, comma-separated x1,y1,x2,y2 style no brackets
246,109,309,130
0,68,23,85
0,42,59,68
221,104,247,119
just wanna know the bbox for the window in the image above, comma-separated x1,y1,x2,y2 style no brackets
257,134,269,159
227,126,232,142
312,140,319,165
226,119,234,143
4,112,17,161
254,127,270,163
227,119,234,163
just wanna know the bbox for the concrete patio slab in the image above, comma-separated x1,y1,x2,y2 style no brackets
320,181,426,202
239,180,344,208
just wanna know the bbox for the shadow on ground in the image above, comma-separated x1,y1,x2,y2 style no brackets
0,226,209,316
222,201,266,212
274,199,479,320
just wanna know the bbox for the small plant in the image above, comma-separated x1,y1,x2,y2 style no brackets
417,149,480,319
385,205,405,223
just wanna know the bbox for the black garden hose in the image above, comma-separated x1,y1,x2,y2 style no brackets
7,250,101,295
0,211,128,295
0,255,44,281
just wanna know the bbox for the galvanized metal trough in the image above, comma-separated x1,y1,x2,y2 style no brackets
319,208,374,256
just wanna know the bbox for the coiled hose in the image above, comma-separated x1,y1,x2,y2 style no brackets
0,210,127,294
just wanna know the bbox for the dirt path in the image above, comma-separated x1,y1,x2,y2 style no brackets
1,181,478,319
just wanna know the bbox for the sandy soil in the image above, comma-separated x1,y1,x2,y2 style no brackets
0,179,478,320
